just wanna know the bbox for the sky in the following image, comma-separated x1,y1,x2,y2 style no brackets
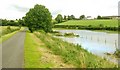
0,0,119,20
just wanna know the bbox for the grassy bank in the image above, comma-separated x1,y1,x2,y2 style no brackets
24,32,51,68
0,26,23,43
34,30,117,68
24,31,75,68
0,26,21,37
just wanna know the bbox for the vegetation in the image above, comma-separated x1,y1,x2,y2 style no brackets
114,49,120,58
0,26,21,37
97,15,112,19
23,4,52,33
34,31,117,68
80,15,85,20
54,20,118,31
24,31,76,68
0,26,23,43
55,20,118,27
1,19,20,26
64,32,79,37
55,14,63,23
24,32,54,68
51,31,79,37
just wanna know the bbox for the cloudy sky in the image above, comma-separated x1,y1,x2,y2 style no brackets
0,0,119,20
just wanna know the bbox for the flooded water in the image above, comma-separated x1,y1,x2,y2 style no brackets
54,30,118,64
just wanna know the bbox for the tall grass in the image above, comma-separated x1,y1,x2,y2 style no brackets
0,26,20,37
34,31,117,68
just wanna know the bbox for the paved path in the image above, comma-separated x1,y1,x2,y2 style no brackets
1,29,26,68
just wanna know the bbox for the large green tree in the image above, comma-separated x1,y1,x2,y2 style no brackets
24,4,52,32
55,14,63,23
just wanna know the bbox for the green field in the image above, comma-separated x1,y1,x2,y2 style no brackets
56,20,118,27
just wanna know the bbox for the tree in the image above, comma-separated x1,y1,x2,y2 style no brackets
97,15,102,19
55,14,63,23
64,15,67,21
71,15,75,20
18,19,25,26
24,4,52,32
80,15,85,20
68,15,72,20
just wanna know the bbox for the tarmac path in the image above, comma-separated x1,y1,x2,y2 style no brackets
1,29,26,68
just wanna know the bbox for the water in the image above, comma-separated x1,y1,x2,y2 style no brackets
54,30,118,64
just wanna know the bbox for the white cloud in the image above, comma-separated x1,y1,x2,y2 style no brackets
0,0,119,19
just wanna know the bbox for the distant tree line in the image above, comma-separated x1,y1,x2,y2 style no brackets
0,19,25,26
54,14,86,24
54,14,112,24
97,15,112,19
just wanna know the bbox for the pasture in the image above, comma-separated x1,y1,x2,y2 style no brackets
56,20,118,27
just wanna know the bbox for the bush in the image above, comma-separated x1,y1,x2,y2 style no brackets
7,26,11,30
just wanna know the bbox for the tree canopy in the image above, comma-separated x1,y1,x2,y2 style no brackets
80,15,85,20
24,4,52,32
55,14,63,23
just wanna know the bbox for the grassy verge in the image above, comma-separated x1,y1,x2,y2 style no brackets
24,32,54,68
34,30,117,68
0,26,20,36
0,31,18,43
0,27,24,43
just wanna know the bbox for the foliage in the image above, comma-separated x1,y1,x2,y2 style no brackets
114,49,120,58
97,15,102,19
18,19,26,26
63,15,67,21
24,4,52,33
0,26,20,37
70,15,75,20
67,15,76,20
97,15,111,19
24,32,53,68
54,20,118,31
34,31,117,68
80,15,85,20
55,14,63,23
1,19,19,26
68,15,72,20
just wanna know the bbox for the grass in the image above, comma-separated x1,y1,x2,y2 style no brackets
0,30,18,43
0,26,24,43
24,31,54,68
0,26,21,36
56,20,118,27
34,30,117,68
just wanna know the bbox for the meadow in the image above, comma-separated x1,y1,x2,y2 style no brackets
56,19,118,27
